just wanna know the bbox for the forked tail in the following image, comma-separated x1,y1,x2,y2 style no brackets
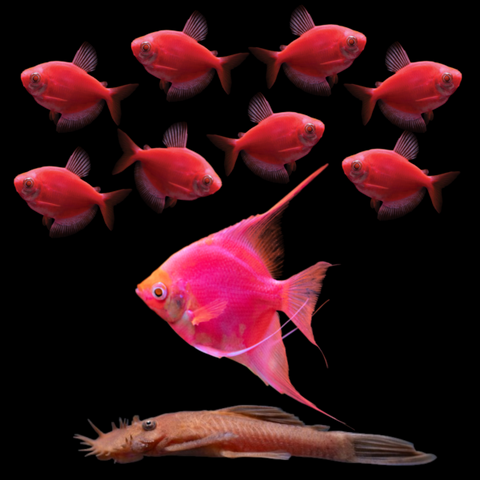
207,134,239,176
344,84,376,125
113,129,142,175
106,84,139,125
427,171,460,213
217,53,249,94
100,189,132,230
248,47,281,89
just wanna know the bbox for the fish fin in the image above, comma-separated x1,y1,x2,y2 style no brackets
375,81,383,87
311,424,330,432
144,145,151,150
285,162,295,175
280,45,287,51
393,131,419,160
49,205,98,238
327,74,338,88
206,134,239,176
378,100,426,132
217,53,249,94
42,216,53,230
377,189,426,220
248,93,274,123
49,110,60,125
182,11,208,42
282,261,331,346
165,432,238,452
344,84,376,125
211,50,218,56
423,110,434,125
65,147,91,177
163,122,188,148
159,79,171,93
94,186,101,192
72,42,97,72
101,81,108,87
283,63,331,96
290,5,315,36
385,41,411,73
422,169,429,175
190,299,228,326
56,100,105,133
241,150,289,183
166,69,215,101
248,47,281,89
370,198,381,212
99,189,132,230
216,405,306,427
238,132,245,138
165,197,177,209
113,129,142,174
221,450,291,460
427,171,460,213
134,162,166,213
106,84,138,125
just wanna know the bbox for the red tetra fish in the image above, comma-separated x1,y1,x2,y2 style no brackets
342,131,459,220
249,5,366,95
14,147,131,237
344,42,462,132
131,11,249,101
136,165,337,420
75,405,435,465
113,122,222,213
21,42,138,132
207,93,325,182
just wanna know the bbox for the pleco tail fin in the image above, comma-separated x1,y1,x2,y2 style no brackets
106,84,139,125
427,171,460,213
344,84,376,125
99,189,132,230
248,47,281,89
217,53,249,94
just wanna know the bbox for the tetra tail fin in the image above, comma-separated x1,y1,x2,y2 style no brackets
113,130,142,175
427,171,460,213
99,189,132,230
344,84,376,125
106,84,139,125
217,53,249,94
248,47,281,89
207,134,239,176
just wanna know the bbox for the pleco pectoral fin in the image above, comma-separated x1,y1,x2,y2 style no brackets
56,100,105,133
166,70,215,102
49,205,98,238
241,151,289,183
378,100,426,133
282,63,331,96
134,162,166,213
377,189,426,220
221,451,291,460
191,299,228,326
164,432,238,452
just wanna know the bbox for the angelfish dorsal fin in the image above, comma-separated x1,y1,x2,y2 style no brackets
72,42,97,73
385,42,411,73
183,11,208,42
163,122,188,148
393,131,419,160
248,93,274,124
290,5,315,36
65,147,91,177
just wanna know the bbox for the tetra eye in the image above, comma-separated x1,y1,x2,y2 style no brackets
352,161,362,171
141,42,151,52
30,72,41,83
346,36,357,47
304,123,315,135
202,175,213,187
442,72,452,84
142,420,157,431
23,177,34,189
152,282,167,300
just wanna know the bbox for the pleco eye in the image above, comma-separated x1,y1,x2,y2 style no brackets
23,177,34,188
202,175,213,187
141,42,151,52
142,420,156,431
346,36,357,47
442,72,452,84
152,282,167,300
352,161,362,171
30,72,41,83
304,123,315,135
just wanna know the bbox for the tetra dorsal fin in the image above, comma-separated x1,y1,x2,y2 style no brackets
393,131,419,160
248,93,273,124
290,5,315,36
65,147,91,177
217,406,306,426
163,122,188,148
385,42,411,73
183,11,208,42
72,42,97,72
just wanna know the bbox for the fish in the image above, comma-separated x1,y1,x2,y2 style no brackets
14,147,131,237
344,42,462,132
136,165,336,419
21,42,138,132
113,123,222,213
75,405,436,465
342,131,459,220
249,5,366,95
207,92,325,182
131,11,249,101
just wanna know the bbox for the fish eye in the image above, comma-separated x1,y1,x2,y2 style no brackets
23,177,34,189
142,420,156,431
304,123,315,135
352,161,362,171
346,36,357,47
141,42,151,53
152,282,167,300
30,72,41,83
442,72,452,84
202,175,213,188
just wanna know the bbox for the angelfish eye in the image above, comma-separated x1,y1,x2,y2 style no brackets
202,175,213,187
23,177,34,189
142,420,156,431
304,123,315,135
141,42,151,52
346,36,357,47
442,72,452,84
30,72,41,83
152,282,167,300
352,161,362,171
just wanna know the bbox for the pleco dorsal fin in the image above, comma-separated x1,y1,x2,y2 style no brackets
393,131,419,160
217,406,306,426
385,42,411,73
163,122,188,148
72,42,98,72
248,93,274,124
290,5,315,36
65,147,91,177
183,11,208,42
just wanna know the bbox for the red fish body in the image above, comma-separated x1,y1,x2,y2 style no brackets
131,11,248,101
249,6,366,95
342,131,459,220
345,42,462,132
14,148,131,237
21,42,138,132
113,123,222,213
208,93,324,182
136,165,337,419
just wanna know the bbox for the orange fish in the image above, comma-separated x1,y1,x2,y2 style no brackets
249,5,366,95
207,93,325,182
113,123,222,213
14,147,131,237
21,42,138,132
344,42,462,132
131,11,249,101
136,165,336,419
75,405,435,465
342,131,459,220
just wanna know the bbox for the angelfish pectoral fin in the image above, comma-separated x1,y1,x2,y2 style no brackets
190,299,228,326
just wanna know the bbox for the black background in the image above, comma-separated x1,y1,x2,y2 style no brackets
10,2,470,477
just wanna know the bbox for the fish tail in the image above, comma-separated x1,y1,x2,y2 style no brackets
282,261,332,347
113,129,142,175
344,84,376,125
248,47,280,89
206,134,239,176
106,84,139,125
217,53,249,94
427,171,460,213
99,189,132,230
